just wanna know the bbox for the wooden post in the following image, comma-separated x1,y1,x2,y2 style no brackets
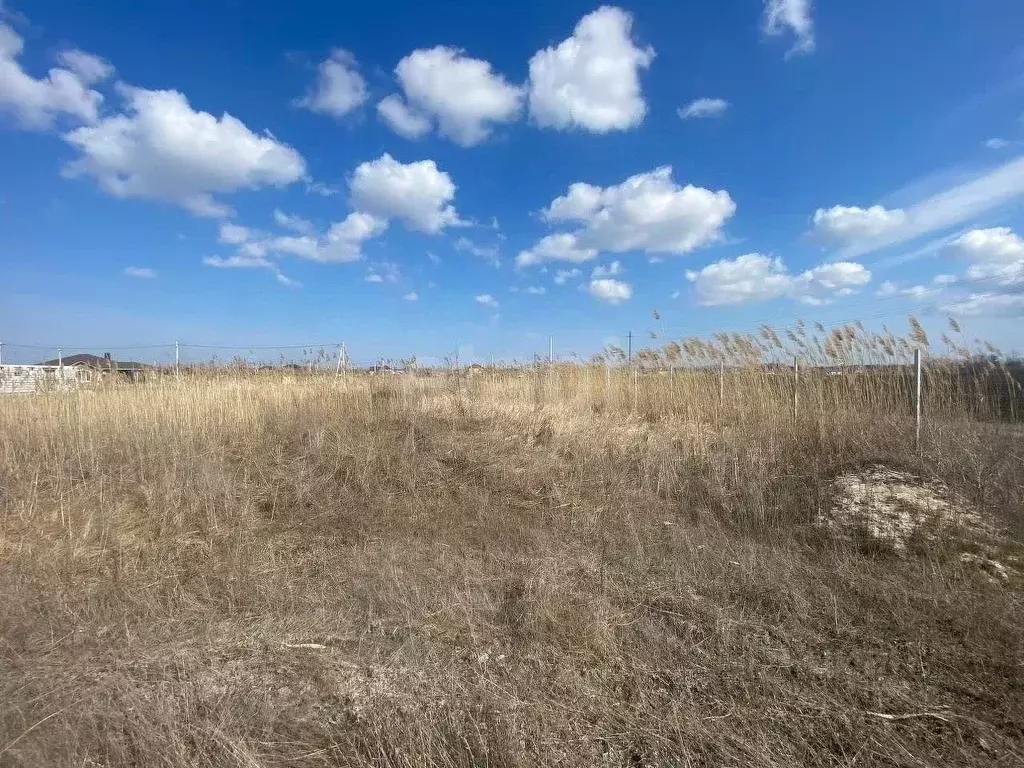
914,349,923,449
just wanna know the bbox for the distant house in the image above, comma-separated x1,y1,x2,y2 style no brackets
37,352,148,380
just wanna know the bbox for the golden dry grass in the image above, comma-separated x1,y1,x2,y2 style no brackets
1,339,1023,767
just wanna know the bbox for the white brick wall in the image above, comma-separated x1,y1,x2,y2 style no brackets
0,365,87,395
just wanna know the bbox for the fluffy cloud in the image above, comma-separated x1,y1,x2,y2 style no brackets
382,46,522,146
214,210,385,266
316,212,388,262
588,278,632,304
517,233,597,266
985,138,1009,150
0,22,112,128
403,291,418,301
123,266,156,278
297,49,367,118
950,227,1024,285
527,6,653,133
812,205,906,242
376,94,432,139
63,86,306,217
523,286,546,295
350,153,461,233
206,155,460,269
762,0,815,57
685,253,870,306
475,293,499,309
678,98,729,120
521,167,735,265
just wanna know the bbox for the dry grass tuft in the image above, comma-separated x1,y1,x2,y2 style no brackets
2,330,1023,767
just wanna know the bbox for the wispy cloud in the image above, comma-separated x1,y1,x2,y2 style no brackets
817,155,1024,260
475,293,499,309
123,266,156,278
677,98,729,120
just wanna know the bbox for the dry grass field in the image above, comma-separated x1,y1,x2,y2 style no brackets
1,324,1023,767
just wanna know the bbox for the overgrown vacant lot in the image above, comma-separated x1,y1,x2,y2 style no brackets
1,362,1023,767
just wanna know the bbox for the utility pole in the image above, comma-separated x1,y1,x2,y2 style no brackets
335,342,344,376
627,331,632,363
0,340,4,366
58,347,63,370
174,341,180,376
548,335,554,365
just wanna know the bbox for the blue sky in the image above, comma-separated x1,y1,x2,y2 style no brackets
2,0,1024,365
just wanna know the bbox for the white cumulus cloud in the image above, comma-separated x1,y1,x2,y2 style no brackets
316,212,388,262
678,98,729,120
588,278,632,304
403,291,418,301
521,166,735,265
383,46,522,146
0,22,113,129
686,253,870,306
376,94,432,139
297,49,367,118
350,153,461,233
762,0,815,57
517,233,597,267
528,6,653,133
950,227,1024,285
812,205,907,242
63,86,306,217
